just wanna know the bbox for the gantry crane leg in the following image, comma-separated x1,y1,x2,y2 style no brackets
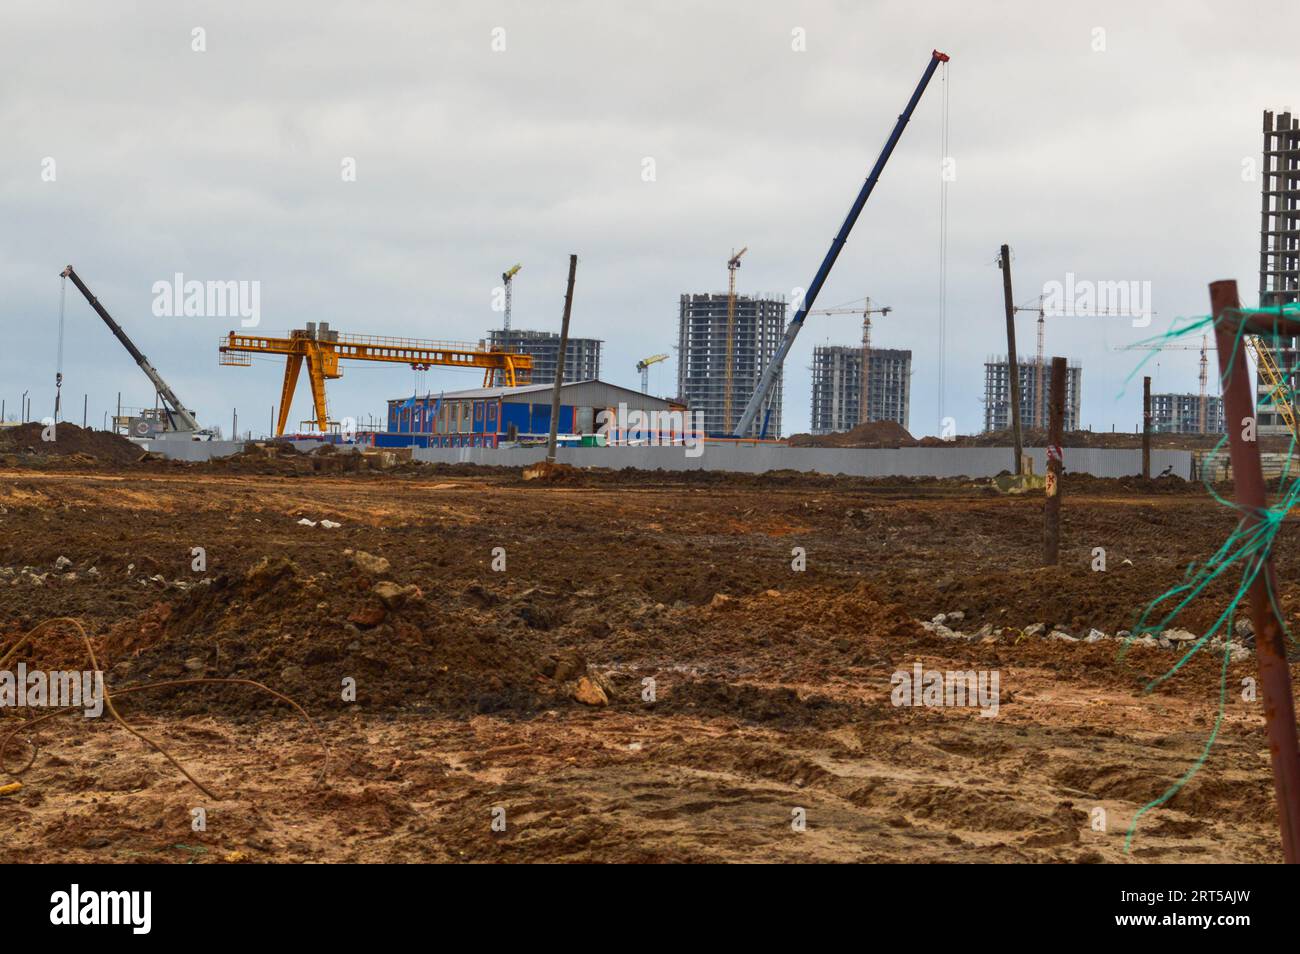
277,353,304,436
305,347,330,432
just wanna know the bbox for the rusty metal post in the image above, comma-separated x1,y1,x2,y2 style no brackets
1142,375,1151,479
1211,279,1300,862
1044,356,1065,565
999,244,1023,474
545,254,578,464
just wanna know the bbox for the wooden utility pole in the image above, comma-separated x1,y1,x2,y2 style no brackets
1210,278,1300,862
546,254,578,464
999,244,1023,474
1142,376,1152,479
1044,356,1066,565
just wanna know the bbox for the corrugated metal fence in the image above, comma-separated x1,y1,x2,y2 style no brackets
409,443,1194,479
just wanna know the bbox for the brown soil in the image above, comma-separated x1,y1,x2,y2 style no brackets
0,422,143,466
0,462,1292,863
788,421,917,448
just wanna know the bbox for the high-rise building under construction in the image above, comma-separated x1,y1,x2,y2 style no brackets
486,329,602,385
677,293,787,437
1257,109,1300,436
983,356,1082,433
809,346,912,434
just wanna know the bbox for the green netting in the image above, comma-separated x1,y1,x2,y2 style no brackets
1118,304,1299,852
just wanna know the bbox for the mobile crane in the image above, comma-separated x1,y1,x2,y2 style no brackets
733,50,949,438
60,265,211,439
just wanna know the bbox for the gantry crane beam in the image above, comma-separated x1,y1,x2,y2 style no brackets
220,329,532,436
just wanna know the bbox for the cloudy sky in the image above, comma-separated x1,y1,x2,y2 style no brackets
3,0,1296,438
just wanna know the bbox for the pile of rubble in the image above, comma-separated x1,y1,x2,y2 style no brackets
920,611,1255,662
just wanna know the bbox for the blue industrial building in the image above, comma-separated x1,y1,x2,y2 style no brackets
380,380,683,449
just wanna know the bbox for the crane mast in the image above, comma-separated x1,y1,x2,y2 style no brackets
60,265,202,433
502,264,522,333
636,352,669,393
723,247,747,430
733,50,949,438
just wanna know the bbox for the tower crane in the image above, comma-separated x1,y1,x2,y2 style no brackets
1243,336,1298,440
220,327,532,436
1123,333,1295,439
1015,298,1160,430
1007,296,1046,429
636,353,669,393
733,49,950,439
723,247,748,430
502,264,522,332
808,299,892,425
1116,336,1216,434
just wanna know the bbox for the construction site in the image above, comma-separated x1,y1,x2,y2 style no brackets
5,9,1300,899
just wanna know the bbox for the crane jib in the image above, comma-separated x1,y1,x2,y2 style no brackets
732,50,948,439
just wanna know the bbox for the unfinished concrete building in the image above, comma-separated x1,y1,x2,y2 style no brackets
1257,109,1300,436
677,293,787,437
983,357,1082,433
1151,392,1224,435
809,346,912,434
485,329,602,385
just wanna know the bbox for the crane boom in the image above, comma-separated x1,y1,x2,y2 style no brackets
60,265,202,432
733,49,949,438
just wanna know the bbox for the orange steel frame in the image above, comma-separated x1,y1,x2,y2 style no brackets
220,330,533,436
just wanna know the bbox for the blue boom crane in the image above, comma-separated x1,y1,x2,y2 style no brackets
733,49,950,439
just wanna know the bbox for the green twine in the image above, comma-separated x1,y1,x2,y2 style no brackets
1118,305,1298,852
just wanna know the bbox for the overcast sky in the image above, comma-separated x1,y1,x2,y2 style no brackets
3,0,1296,438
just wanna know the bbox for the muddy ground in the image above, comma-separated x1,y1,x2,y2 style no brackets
0,459,1293,863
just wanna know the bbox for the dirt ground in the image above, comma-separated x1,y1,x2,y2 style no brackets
0,457,1293,863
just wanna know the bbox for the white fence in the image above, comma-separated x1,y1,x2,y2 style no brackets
409,443,1194,479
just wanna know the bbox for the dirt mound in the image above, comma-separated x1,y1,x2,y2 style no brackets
200,443,425,477
96,553,560,716
787,421,917,448
0,422,142,465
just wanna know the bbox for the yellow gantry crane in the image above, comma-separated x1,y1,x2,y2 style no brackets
723,247,748,429
219,324,533,436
